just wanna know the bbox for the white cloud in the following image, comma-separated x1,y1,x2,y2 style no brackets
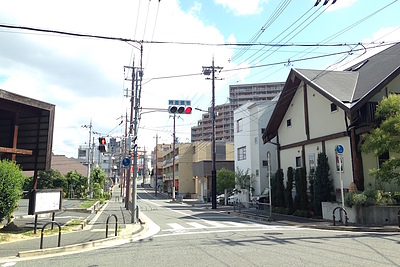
325,0,358,12
214,0,268,15
0,0,241,157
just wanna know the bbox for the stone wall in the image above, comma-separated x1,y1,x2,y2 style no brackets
322,202,400,226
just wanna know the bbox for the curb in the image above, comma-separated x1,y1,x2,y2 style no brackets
17,217,147,258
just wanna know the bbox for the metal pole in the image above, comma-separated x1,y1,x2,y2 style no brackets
155,133,158,197
88,119,93,199
126,59,135,210
172,114,176,201
211,58,217,210
267,152,272,219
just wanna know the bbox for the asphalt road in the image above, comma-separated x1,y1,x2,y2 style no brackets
3,188,400,267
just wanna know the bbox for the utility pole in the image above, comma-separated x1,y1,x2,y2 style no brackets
172,114,176,201
155,133,159,197
131,44,143,223
82,120,93,198
124,59,135,211
202,57,223,209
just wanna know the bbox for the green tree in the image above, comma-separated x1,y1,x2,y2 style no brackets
0,159,25,223
91,167,107,198
362,94,400,185
274,169,286,208
235,167,254,193
294,167,308,211
313,152,334,216
65,170,88,198
37,169,65,190
216,168,235,194
285,167,295,214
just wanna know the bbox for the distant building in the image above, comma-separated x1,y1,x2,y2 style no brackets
191,82,284,142
234,101,278,196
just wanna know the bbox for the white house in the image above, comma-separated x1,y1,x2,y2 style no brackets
262,43,400,196
234,100,278,196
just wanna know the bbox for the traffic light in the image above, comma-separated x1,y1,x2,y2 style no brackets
168,100,192,114
98,137,107,152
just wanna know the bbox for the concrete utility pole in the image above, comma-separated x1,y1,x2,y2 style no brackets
131,44,143,223
124,59,135,211
155,133,159,197
202,58,223,209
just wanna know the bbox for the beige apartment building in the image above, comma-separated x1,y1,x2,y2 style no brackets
161,141,234,199
191,82,284,142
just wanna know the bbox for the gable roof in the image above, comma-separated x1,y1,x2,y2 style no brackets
263,43,400,143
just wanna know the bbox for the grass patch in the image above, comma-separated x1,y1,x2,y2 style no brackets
0,219,85,244
77,199,98,209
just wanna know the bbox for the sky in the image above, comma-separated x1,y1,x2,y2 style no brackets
1,0,400,159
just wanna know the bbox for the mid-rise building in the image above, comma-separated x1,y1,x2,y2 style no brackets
191,82,284,142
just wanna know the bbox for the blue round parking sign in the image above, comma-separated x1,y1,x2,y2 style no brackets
122,157,131,167
336,144,344,154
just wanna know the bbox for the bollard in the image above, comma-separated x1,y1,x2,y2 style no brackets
106,214,118,238
397,209,400,228
332,207,348,226
40,221,61,249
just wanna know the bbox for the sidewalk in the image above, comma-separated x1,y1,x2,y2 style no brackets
0,189,145,261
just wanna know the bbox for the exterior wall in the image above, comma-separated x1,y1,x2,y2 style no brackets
278,84,307,146
234,101,278,196
192,82,284,142
307,86,347,138
324,137,353,190
277,82,354,193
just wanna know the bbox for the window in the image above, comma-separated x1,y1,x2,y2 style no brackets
262,160,268,167
255,137,258,145
237,146,246,161
379,151,389,168
331,103,337,112
256,169,259,176
237,118,243,132
287,118,292,127
295,156,302,168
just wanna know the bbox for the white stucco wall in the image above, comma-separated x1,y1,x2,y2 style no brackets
278,84,307,146
307,86,347,138
234,101,278,196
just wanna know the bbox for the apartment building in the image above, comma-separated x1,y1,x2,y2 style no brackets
160,141,234,199
191,82,284,142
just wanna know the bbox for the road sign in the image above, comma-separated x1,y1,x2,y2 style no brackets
122,157,130,167
336,144,344,154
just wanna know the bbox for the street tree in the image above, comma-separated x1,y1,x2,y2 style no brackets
216,168,235,194
235,167,254,193
91,167,107,198
0,159,25,224
65,170,88,198
361,93,400,185
313,152,334,216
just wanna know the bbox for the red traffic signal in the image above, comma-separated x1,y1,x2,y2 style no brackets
168,105,192,114
185,106,192,114
99,137,106,145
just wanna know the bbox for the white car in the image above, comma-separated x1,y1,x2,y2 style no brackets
227,194,238,205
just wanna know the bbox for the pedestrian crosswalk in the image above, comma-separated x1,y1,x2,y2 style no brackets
164,220,268,232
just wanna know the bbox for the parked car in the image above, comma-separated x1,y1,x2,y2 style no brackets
227,194,238,205
252,188,270,208
216,194,225,203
